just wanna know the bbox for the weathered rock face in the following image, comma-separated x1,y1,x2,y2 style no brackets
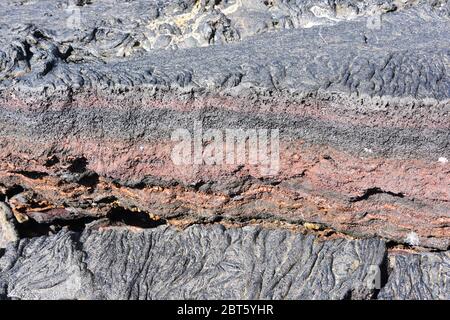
0,223,448,300
378,251,450,300
0,0,449,300
0,225,387,300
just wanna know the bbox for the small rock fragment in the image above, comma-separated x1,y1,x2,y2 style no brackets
0,202,19,248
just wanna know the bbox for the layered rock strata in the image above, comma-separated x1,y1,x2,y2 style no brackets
0,0,449,299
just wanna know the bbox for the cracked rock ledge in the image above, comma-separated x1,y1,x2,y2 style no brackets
0,0,449,300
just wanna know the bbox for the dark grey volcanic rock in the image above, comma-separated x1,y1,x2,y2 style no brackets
0,225,387,300
0,0,448,102
1,225,448,300
379,251,450,300
0,0,449,300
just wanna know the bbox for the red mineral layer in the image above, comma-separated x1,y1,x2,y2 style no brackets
0,135,448,249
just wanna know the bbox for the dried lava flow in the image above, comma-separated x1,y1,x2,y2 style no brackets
0,0,449,300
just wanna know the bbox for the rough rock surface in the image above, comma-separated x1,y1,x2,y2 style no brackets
0,224,448,300
1,0,449,249
378,251,449,300
0,0,449,300
0,224,387,300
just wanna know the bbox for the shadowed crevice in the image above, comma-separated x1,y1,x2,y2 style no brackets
14,205,166,239
350,187,405,202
